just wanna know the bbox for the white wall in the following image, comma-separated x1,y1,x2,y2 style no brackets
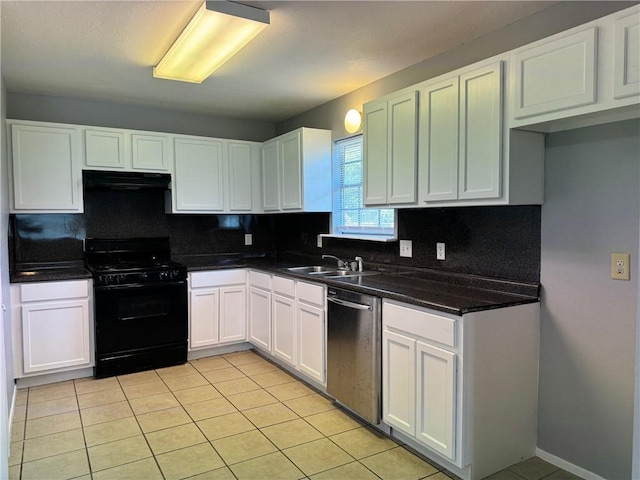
539,120,639,479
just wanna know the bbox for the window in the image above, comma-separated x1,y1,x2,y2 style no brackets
332,135,395,239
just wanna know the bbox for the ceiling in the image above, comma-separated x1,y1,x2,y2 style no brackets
1,1,560,123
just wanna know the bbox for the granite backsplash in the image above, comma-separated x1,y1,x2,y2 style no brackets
9,188,540,283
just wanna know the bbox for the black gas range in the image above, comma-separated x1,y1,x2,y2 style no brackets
85,237,188,378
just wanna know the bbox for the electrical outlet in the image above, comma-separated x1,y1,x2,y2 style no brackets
399,240,412,258
611,253,630,280
244,234,252,246
437,242,446,260
317,235,323,248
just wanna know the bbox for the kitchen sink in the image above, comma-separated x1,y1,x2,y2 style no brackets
285,266,379,278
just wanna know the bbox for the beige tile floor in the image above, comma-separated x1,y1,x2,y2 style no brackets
8,350,581,480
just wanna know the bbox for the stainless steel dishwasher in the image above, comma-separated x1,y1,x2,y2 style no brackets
326,287,382,424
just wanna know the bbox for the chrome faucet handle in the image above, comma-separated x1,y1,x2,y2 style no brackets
322,254,349,270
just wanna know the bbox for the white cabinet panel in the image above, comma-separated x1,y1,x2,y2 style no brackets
261,140,280,211
614,13,640,98
219,286,246,344
228,142,254,211
459,62,502,200
131,133,171,171
22,299,90,374
189,288,219,349
84,129,126,169
419,77,459,202
363,100,388,206
364,92,417,206
513,28,597,119
280,130,303,210
10,123,82,213
297,302,325,383
388,92,418,204
272,293,296,367
382,329,416,436
174,138,224,211
415,341,456,460
249,286,271,352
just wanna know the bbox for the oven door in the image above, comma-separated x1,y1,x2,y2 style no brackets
94,281,187,355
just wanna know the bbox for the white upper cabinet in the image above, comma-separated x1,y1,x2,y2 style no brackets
131,133,172,171
174,137,225,212
418,62,503,204
613,11,640,99
9,121,83,213
458,62,502,200
509,5,640,130
260,127,331,213
513,28,597,119
363,91,418,206
83,126,172,173
171,136,261,214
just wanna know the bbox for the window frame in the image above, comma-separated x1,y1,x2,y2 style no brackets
327,134,397,242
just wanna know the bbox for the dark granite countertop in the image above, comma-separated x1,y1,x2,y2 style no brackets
10,261,92,284
176,253,539,316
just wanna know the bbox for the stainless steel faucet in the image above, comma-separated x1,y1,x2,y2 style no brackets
322,254,349,270
354,256,364,272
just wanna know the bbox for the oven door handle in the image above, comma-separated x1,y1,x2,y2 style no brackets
95,281,185,292
119,312,170,322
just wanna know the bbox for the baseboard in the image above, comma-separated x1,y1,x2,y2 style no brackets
536,448,606,480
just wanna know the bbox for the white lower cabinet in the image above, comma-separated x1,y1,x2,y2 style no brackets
382,299,540,480
248,271,272,351
189,270,247,350
12,280,92,376
271,275,296,367
295,281,326,384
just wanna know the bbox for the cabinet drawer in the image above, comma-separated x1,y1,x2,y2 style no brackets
383,301,456,347
20,280,89,303
190,269,246,288
272,275,295,297
249,270,271,289
296,281,324,307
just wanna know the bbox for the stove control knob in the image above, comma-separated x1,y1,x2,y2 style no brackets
117,274,127,284
159,271,169,281
170,270,180,280
140,272,148,281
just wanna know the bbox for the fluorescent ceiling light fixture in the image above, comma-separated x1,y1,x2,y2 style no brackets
153,1,270,84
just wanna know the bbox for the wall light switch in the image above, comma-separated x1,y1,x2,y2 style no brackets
437,243,446,260
244,234,252,246
611,253,630,280
317,235,323,248
400,240,412,258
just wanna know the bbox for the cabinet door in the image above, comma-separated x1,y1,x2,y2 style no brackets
10,124,82,212
174,138,225,211
513,28,597,119
387,91,417,204
459,62,502,200
22,300,90,373
363,99,388,206
228,142,254,211
261,140,280,211
614,13,640,99
84,129,126,169
219,285,247,343
419,77,459,202
280,130,303,210
272,293,296,366
131,133,171,171
249,286,271,352
382,329,416,436
415,341,456,461
297,302,325,384
190,287,219,349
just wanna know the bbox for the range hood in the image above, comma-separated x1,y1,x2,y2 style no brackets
83,170,171,190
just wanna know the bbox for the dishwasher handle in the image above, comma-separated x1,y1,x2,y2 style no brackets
327,295,372,311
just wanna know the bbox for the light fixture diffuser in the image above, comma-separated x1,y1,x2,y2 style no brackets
344,109,362,134
153,1,270,84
